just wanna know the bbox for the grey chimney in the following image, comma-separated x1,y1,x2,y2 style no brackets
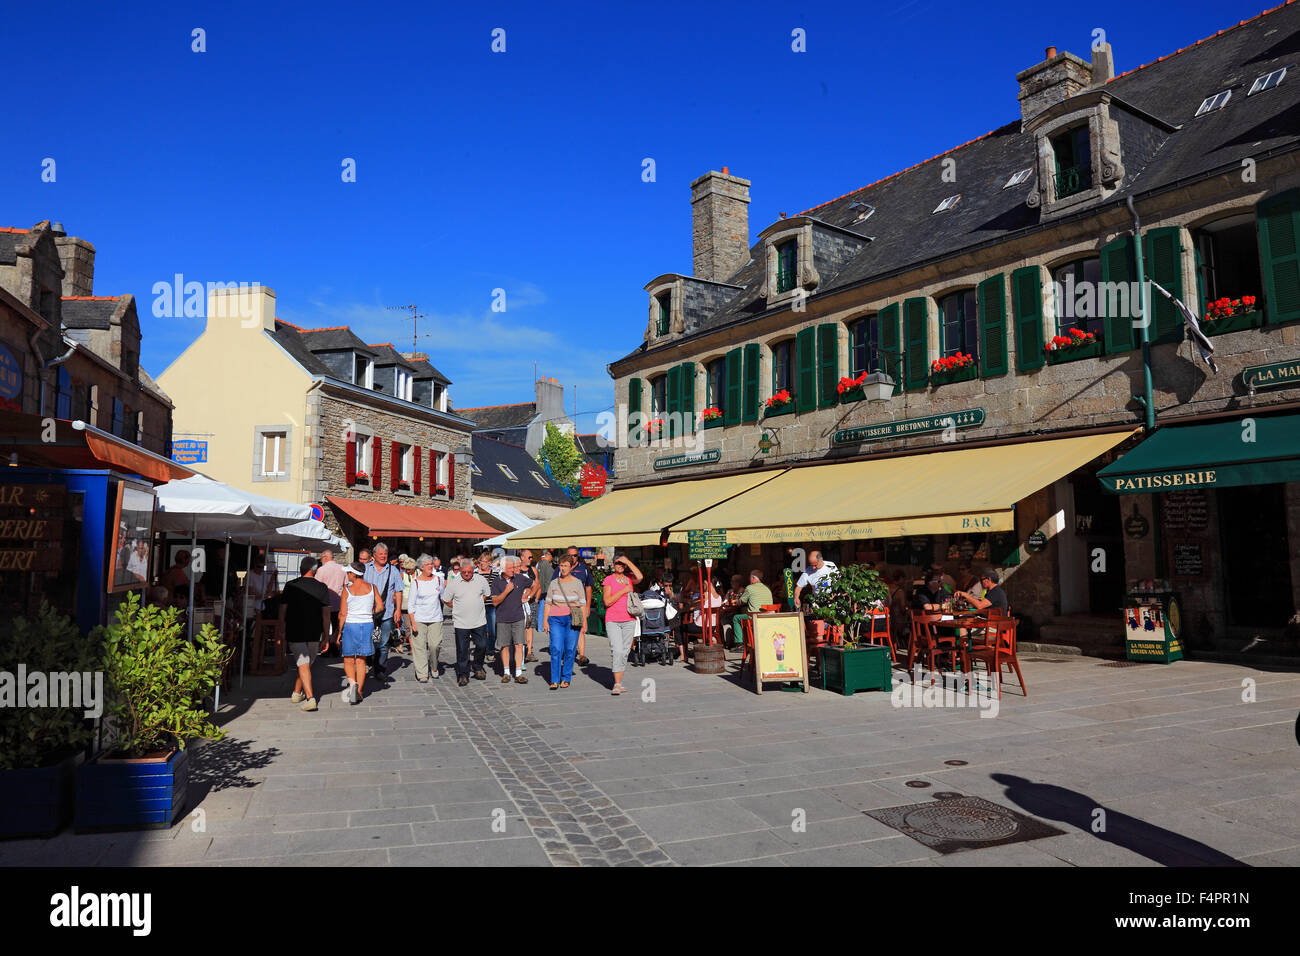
1017,47,1092,129
690,169,751,282
1090,40,1115,86
54,233,96,298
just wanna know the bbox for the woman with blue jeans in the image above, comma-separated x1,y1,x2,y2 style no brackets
545,555,586,689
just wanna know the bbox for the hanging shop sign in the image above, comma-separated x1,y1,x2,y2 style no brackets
0,484,65,572
1123,507,1149,539
687,529,728,561
653,449,721,470
1025,530,1048,553
833,408,985,446
578,462,607,498
1242,359,1300,392
171,440,208,465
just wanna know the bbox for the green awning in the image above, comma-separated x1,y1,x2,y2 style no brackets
1099,413,1300,493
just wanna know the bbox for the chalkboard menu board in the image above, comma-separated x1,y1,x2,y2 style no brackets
1172,543,1204,577
1162,490,1209,534
989,532,1020,567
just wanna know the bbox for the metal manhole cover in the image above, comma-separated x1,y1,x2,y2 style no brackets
904,780,932,789
932,791,964,800
866,796,1065,854
943,759,968,766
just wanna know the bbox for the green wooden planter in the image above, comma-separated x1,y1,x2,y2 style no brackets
1202,310,1264,337
702,417,725,430
839,387,866,405
818,644,892,696
763,403,795,419
929,363,977,387
1046,338,1105,364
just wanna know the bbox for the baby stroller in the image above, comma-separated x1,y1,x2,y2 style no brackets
632,589,676,666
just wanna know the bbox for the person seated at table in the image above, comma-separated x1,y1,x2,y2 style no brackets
956,568,1008,613
911,572,949,613
955,563,979,596
923,563,956,594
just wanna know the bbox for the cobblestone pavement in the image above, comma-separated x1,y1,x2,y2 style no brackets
2,638,1299,867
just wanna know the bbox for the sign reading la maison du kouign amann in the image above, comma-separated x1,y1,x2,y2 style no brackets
833,408,985,446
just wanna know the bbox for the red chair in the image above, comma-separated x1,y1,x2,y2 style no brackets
736,614,756,684
966,618,1027,699
760,604,783,613
907,612,961,680
863,608,896,662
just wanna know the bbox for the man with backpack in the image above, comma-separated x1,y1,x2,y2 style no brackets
364,543,403,684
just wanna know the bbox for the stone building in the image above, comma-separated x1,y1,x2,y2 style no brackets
597,5,1300,653
0,222,173,454
456,376,575,457
159,286,498,558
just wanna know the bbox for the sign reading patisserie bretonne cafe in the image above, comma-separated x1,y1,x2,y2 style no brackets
833,408,985,445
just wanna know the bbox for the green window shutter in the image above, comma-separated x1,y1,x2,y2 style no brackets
903,298,929,391
978,273,1008,376
1194,244,1206,316
742,344,760,422
665,365,681,439
817,323,838,408
795,327,816,412
878,303,902,395
1101,235,1136,353
679,362,695,434
1011,266,1045,370
1257,188,1300,324
1144,227,1184,343
627,378,641,444
724,349,742,425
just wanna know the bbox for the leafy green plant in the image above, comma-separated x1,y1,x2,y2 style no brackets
539,422,583,495
102,593,231,758
804,564,890,646
0,604,103,771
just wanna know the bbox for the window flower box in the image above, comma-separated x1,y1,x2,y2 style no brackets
433,484,448,497
702,407,724,429
930,354,977,386
1202,298,1263,337
764,390,794,418
352,472,370,487
1045,329,1103,364
839,387,866,404
837,371,869,404
703,417,726,430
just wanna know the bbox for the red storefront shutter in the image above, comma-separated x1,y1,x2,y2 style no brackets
390,440,400,491
345,439,356,485
372,436,382,487
448,453,456,500
413,445,422,494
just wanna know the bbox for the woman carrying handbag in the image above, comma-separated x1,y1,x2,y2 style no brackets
545,555,586,690
602,555,643,696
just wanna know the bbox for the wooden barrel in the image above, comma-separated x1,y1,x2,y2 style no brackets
692,642,726,674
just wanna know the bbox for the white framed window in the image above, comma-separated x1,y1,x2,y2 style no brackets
497,463,518,482
436,451,449,488
1195,90,1231,115
395,370,413,402
1003,168,1033,188
261,432,287,476
1248,68,1286,95
354,432,372,478
254,424,293,483
530,470,549,488
933,194,961,213
399,443,413,483
354,354,374,389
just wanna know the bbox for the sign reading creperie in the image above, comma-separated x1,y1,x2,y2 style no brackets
0,484,65,572
1105,470,1218,493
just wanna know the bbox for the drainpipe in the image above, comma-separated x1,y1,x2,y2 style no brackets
26,329,75,417
1126,196,1164,580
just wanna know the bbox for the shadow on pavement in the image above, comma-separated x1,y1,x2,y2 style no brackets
991,773,1249,867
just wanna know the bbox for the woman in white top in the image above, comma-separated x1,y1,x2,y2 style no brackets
405,554,444,682
337,561,382,704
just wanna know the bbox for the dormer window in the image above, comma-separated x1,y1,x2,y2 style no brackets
1248,67,1286,95
395,369,413,401
1052,126,1092,200
432,383,444,409
775,240,798,294
655,293,671,336
933,195,961,213
1004,169,1033,188
354,354,374,389
1195,90,1231,116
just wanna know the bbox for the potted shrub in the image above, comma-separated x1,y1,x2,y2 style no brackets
75,594,231,831
0,604,102,838
701,407,724,429
930,352,977,385
1202,295,1263,336
1045,328,1104,364
804,564,893,696
764,389,795,418
838,371,869,404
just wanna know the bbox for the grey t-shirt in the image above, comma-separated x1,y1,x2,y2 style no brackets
441,574,491,629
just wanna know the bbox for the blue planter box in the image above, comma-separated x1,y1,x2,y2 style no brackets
75,747,190,831
0,752,81,839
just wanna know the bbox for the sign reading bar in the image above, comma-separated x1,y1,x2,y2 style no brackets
688,529,728,560
171,440,208,464
833,408,985,446
654,449,721,470
1243,359,1300,392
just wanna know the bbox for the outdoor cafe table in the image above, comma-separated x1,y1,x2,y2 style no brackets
907,611,992,670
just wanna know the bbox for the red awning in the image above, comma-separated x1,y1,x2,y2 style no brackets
327,496,501,539
0,411,192,484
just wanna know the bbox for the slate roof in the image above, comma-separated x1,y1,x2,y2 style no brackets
366,342,418,370
470,434,573,506
457,402,536,431
0,230,26,265
61,296,122,330
299,327,376,354
270,321,333,376
401,353,451,384
615,0,1300,364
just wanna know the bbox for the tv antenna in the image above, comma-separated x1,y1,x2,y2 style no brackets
386,302,428,353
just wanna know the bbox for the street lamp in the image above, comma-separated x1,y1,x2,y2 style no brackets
863,371,897,403
454,443,474,469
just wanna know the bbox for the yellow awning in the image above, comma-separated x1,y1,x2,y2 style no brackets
667,430,1136,543
504,471,787,548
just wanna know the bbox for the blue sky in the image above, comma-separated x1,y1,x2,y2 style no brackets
3,0,1271,431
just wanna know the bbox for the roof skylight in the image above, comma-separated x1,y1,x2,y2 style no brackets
1195,90,1231,115
1248,67,1286,95
1003,168,1033,188
932,195,961,213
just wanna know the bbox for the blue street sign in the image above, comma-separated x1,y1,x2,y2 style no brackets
172,440,208,464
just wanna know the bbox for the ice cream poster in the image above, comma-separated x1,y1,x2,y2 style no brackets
753,612,806,682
